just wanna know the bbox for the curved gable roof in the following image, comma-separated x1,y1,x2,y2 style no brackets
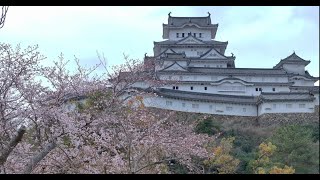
274,52,311,69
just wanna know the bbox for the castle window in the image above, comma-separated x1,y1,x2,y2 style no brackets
199,33,202,38
273,104,276,109
299,104,305,108
197,51,203,55
176,86,179,90
209,105,213,109
182,103,186,107
192,104,199,108
188,32,191,36
204,87,207,90
272,88,275,91
176,33,179,38
256,88,258,91
173,86,175,89
190,86,193,90
259,88,262,91
193,33,196,37
226,106,233,111
286,104,292,108
182,33,185,37
243,108,246,112
166,101,172,106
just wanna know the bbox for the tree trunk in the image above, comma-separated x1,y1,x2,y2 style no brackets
0,126,26,165
23,142,56,174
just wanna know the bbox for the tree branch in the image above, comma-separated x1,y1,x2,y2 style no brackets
23,141,56,174
0,126,26,165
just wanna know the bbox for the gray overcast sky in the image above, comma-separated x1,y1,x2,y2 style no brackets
1,6,319,85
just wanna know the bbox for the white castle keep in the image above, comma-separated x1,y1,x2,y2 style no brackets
122,12,319,117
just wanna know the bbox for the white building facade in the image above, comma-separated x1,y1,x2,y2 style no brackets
128,13,319,117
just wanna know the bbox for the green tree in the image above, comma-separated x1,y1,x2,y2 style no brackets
269,125,319,174
204,137,240,174
194,117,221,136
249,142,295,174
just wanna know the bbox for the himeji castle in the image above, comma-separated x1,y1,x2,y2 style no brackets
123,12,319,117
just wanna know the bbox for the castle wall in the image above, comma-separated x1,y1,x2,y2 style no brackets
143,95,257,116
168,27,212,41
283,64,305,75
258,101,315,115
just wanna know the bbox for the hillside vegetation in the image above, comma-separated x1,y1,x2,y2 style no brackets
150,107,319,174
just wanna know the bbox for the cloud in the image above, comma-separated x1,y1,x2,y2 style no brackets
0,6,318,77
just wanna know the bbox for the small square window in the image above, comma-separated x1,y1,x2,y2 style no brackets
192,104,199,108
273,104,276,109
166,101,172,106
256,88,258,91
182,33,185,37
176,33,179,38
299,104,305,108
182,103,186,107
243,108,246,112
188,32,191,36
286,104,292,108
209,105,213,109
172,86,175,90
272,88,275,91
204,87,207,90
199,33,202,38
259,88,262,91
193,33,196,37
190,86,193,90
226,107,233,111
176,86,179,90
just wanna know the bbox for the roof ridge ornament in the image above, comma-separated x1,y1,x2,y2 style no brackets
168,12,171,17
208,12,211,17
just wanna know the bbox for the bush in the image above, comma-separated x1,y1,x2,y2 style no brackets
194,118,221,136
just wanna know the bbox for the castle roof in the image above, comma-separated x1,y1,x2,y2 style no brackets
257,92,315,104
155,88,257,105
167,13,214,27
154,37,227,46
157,67,289,76
289,86,320,93
274,52,311,69
153,88,315,105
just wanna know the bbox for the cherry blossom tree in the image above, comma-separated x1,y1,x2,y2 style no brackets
1,43,214,174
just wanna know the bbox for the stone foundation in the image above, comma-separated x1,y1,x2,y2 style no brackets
257,105,319,126
148,106,319,128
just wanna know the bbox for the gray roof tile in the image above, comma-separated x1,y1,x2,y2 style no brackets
155,88,258,104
